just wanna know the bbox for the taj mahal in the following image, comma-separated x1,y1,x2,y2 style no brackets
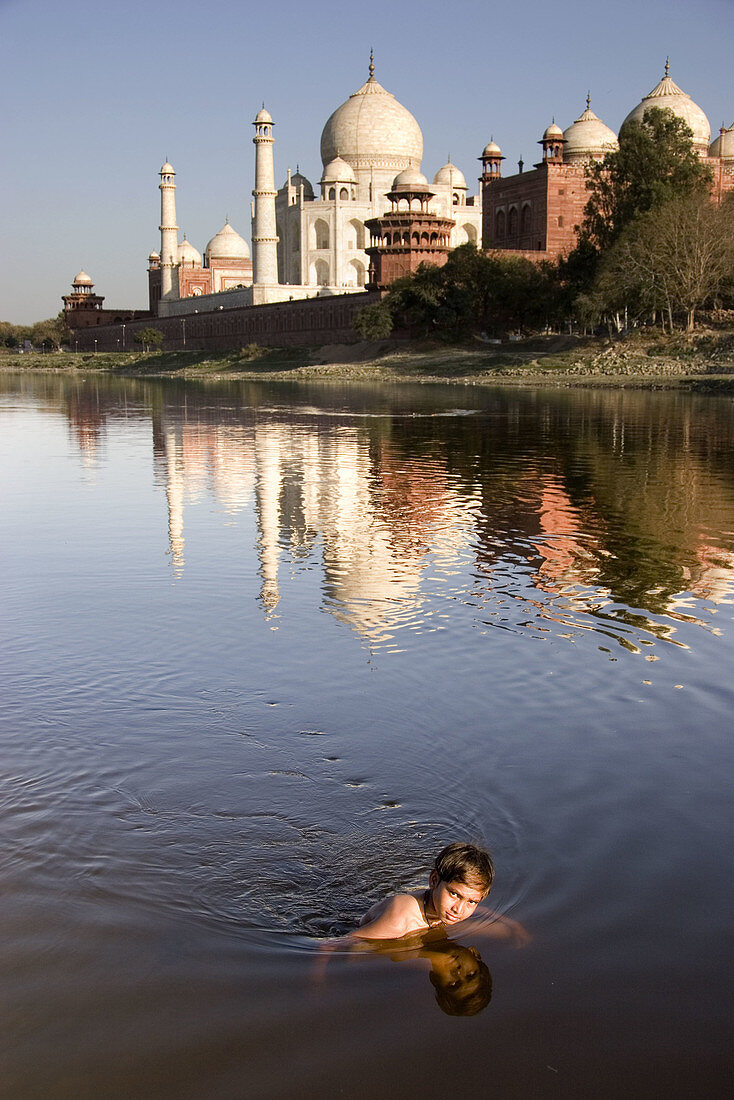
64,56,734,345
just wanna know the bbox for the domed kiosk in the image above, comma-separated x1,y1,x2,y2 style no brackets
563,96,618,163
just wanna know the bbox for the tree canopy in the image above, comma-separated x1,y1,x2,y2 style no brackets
579,106,712,254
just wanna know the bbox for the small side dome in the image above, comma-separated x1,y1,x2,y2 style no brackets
710,124,734,160
73,270,93,285
542,122,564,140
391,167,430,190
178,236,202,266
563,98,619,162
255,107,273,124
160,161,175,174
433,162,467,189
205,221,250,261
281,170,315,199
321,155,356,183
148,250,160,261
482,140,502,157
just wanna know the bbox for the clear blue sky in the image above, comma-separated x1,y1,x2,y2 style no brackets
2,0,732,323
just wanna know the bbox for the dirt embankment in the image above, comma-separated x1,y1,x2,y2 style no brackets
4,328,734,388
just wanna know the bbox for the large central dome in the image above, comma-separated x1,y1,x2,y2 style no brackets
320,59,423,176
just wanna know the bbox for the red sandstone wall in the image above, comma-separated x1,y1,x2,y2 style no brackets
70,291,380,352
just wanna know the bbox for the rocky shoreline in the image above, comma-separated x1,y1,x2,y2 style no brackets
4,329,734,389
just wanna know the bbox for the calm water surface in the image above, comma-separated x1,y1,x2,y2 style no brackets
1,373,733,1098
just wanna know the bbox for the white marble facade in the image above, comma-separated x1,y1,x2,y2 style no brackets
273,58,482,290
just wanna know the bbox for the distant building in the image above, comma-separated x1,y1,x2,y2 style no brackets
65,59,734,348
482,64,734,261
62,270,149,329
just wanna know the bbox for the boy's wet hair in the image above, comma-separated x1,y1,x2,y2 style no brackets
433,842,494,894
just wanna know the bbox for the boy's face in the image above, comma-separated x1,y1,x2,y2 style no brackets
429,872,486,925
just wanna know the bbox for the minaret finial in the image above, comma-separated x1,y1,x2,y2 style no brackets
369,49,375,79
665,57,670,78
586,91,591,110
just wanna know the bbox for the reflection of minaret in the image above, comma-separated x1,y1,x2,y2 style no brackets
255,426,282,615
252,108,279,286
164,424,186,575
159,161,179,302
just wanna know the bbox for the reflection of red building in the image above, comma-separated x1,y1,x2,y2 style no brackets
365,170,453,288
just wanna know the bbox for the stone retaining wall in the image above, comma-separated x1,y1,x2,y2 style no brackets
70,289,378,352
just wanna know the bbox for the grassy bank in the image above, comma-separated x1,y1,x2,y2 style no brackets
4,328,734,388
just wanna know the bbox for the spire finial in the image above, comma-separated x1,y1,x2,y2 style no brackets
665,57,670,78
369,48,375,79
586,91,591,110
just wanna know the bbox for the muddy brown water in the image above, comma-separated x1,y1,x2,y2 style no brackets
1,373,732,1098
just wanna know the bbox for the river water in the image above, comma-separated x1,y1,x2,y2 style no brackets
1,372,732,1098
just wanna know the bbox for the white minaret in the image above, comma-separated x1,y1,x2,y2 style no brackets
159,161,179,302
252,108,279,286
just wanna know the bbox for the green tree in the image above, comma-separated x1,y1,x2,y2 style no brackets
354,301,394,339
134,327,164,352
580,106,712,255
29,313,68,350
593,192,734,333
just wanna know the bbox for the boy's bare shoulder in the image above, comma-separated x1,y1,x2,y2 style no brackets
355,891,424,940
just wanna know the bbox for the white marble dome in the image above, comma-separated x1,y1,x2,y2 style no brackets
178,236,202,266
205,221,250,260
160,161,175,174
73,269,93,285
281,170,315,199
563,98,618,162
321,155,356,183
709,124,734,160
391,167,429,190
622,65,710,151
482,141,502,157
542,122,564,140
433,162,467,189
320,63,423,174
255,107,272,124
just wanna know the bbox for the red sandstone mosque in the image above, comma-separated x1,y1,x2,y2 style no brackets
64,59,734,347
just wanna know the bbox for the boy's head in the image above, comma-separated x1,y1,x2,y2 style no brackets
432,842,494,896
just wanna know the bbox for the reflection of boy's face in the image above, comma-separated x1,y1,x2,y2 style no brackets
429,944,492,1016
431,945,482,993
429,872,485,925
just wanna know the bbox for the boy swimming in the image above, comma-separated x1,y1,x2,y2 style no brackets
353,842,495,940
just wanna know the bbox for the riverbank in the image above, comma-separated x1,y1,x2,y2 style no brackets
5,328,734,388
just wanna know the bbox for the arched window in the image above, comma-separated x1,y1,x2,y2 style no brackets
402,231,410,246
521,204,531,234
347,218,364,250
496,210,506,238
558,215,564,228
311,259,330,286
463,223,477,244
328,187,336,200
508,207,518,236
340,187,349,200
347,259,365,287
421,232,429,245
412,232,420,246
312,218,330,250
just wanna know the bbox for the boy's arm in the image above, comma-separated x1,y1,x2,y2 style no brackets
471,909,531,947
